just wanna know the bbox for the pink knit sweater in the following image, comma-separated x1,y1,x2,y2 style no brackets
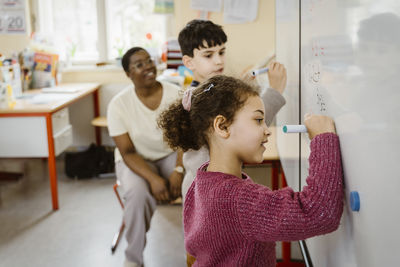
184,133,343,267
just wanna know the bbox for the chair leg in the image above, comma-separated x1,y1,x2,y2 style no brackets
111,182,125,254
114,182,124,209
111,221,125,254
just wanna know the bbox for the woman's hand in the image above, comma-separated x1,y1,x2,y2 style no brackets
149,177,170,203
168,171,183,200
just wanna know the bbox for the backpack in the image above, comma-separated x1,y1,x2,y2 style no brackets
65,144,114,179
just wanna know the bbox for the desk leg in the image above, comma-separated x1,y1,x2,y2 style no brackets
276,165,305,267
46,114,59,210
93,90,101,145
271,161,279,190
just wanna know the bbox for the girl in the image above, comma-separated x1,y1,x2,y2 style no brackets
158,75,343,267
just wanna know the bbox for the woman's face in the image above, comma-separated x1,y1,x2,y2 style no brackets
126,49,157,87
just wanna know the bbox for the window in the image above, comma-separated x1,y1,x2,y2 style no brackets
33,0,173,64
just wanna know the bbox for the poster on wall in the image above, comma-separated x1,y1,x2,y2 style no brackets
191,0,222,13
0,0,26,34
223,0,259,24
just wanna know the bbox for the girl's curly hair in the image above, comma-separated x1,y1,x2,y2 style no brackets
157,75,259,152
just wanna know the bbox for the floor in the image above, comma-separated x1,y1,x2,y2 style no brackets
0,158,185,267
0,157,303,267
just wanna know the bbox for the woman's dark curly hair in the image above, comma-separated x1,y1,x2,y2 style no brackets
158,75,259,152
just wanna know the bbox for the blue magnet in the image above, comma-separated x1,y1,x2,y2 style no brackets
350,191,360,212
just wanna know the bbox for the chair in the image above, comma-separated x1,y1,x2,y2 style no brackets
186,253,196,267
91,116,108,128
111,181,125,254
91,117,124,253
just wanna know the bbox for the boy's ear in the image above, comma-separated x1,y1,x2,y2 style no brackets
182,55,195,71
213,115,230,138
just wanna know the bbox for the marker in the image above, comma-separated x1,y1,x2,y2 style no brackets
251,67,269,76
283,125,307,133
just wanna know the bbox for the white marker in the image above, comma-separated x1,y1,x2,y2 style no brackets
283,125,307,133
251,67,269,76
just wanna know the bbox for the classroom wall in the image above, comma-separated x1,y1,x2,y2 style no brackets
1,0,277,147
173,0,276,77
61,69,130,147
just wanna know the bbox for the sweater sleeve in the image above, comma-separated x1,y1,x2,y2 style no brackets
235,133,343,242
261,88,286,126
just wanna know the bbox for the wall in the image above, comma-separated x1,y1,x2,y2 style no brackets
173,0,276,76
61,68,130,146
1,0,277,148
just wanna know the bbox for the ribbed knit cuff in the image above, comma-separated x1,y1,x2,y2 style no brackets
310,132,339,158
308,132,342,189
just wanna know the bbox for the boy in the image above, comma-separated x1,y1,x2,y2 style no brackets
178,19,287,201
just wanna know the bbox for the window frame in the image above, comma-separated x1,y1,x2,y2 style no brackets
31,0,172,66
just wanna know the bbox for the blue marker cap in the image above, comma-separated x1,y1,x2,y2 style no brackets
251,67,269,76
350,191,360,212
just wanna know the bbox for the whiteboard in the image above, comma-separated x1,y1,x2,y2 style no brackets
276,0,400,266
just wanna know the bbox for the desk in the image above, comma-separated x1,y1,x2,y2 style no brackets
0,83,101,210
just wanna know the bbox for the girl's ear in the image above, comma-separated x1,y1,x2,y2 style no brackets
182,55,195,71
213,115,230,138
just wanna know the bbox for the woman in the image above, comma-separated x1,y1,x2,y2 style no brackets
107,47,184,267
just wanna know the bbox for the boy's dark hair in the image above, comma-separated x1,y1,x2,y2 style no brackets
158,75,259,152
122,47,145,73
178,19,227,57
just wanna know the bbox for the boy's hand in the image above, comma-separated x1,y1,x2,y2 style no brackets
268,62,287,94
240,65,257,85
304,114,336,140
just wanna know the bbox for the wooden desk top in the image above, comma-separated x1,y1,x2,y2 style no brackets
0,83,101,114
263,126,280,161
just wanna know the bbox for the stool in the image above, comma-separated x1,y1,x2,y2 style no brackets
91,116,108,145
111,181,125,254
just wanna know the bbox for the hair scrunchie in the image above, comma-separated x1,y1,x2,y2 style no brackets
182,87,195,111
182,83,214,111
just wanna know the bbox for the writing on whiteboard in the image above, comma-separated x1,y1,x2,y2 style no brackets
312,39,325,58
305,59,327,113
316,87,326,112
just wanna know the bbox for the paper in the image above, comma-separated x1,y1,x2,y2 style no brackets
191,0,222,12
28,93,70,104
0,0,26,34
42,85,81,94
154,0,174,14
223,0,259,24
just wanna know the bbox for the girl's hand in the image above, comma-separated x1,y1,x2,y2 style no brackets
304,114,336,140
